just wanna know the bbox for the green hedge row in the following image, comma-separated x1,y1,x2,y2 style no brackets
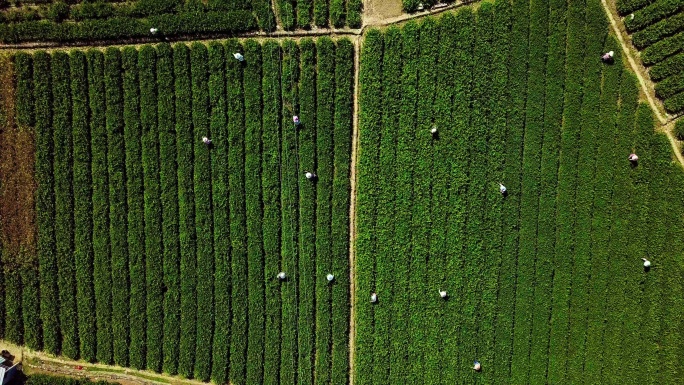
224,39,247,385
122,46,145,370
226,38,247,385
602,71,639,382
207,40,229,385
617,0,655,15
139,45,163,373
391,22,419,384
624,0,684,32
190,42,213,382
546,0,584,380
514,0,547,380
369,26,400,385
104,47,130,368
279,39,299,385
87,49,113,365
331,38,353,385
0,11,257,43
649,51,684,80
583,34,623,380
641,31,684,65
480,3,508,383
314,37,334,385
489,4,520,380
355,28,383,385
631,11,684,49
655,71,684,98
70,50,96,362
664,91,684,112
174,43,196,379
52,51,79,360
260,40,281,385
297,38,317,385
156,42,181,376
530,0,565,380
244,40,265,385
566,1,607,382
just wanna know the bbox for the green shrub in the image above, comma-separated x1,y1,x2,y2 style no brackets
674,118,684,140
46,2,69,22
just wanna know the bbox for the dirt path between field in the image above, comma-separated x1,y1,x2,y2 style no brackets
600,0,669,125
347,36,361,385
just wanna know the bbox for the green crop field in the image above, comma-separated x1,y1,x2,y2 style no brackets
1,0,684,384
618,0,684,114
355,0,684,384
2,37,353,385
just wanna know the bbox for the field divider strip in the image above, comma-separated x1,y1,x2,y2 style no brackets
347,36,360,385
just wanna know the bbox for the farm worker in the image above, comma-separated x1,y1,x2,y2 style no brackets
305,171,317,181
629,153,639,162
233,53,244,62
499,183,507,195
293,115,301,126
150,27,158,34
370,292,378,303
431,125,438,135
439,290,447,299
277,272,287,280
641,258,651,268
202,136,212,146
601,51,614,63
473,361,482,371
326,273,335,282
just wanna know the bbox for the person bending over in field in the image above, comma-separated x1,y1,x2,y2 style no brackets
370,292,378,303
473,361,481,372
499,183,507,196
293,115,301,127
629,153,639,162
305,171,317,181
641,258,651,269
233,53,244,62
202,136,212,146
601,51,614,64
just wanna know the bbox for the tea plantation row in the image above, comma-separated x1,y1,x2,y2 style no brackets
618,0,684,114
355,0,684,383
6,38,353,385
0,0,362,43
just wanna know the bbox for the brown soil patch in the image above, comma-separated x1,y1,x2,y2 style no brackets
363,0,404,25
0,55,38,268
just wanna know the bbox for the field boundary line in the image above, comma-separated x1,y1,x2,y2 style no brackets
600,0,668,125
347,36,361,385
17,347,207,385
